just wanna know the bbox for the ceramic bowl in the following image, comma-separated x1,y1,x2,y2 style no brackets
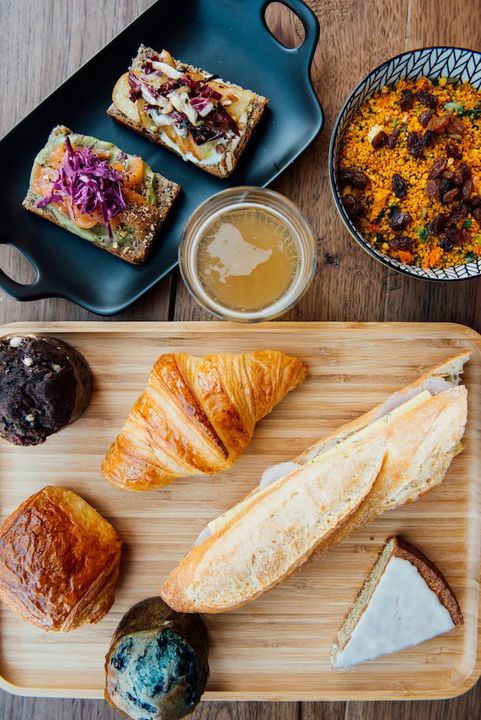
329,46,481,280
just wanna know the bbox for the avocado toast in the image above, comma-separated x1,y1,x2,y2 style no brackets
23,126,180,264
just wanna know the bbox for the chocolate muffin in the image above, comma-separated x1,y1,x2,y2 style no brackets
0,334,92,446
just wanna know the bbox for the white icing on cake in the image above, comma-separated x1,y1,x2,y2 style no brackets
334,556,455,669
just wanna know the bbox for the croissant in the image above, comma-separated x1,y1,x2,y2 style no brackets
102,350,307,491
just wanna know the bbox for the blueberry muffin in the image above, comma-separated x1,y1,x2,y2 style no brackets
0,334,92,445
105,597,209,720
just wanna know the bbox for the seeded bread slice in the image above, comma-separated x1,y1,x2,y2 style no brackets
22,125,180,265
107,45,269,178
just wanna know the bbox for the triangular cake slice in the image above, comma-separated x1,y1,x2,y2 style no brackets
331,536,463,669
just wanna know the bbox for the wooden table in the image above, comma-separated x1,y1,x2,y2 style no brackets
1,0,480,718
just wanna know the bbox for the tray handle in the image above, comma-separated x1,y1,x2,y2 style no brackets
261,0,319,65
0,244,53,301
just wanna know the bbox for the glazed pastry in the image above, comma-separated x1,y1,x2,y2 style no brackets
0,486,122,631
0,333,92,446
101,350,307,491
105,597,209,720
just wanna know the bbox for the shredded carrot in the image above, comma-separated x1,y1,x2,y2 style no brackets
398,250,413,264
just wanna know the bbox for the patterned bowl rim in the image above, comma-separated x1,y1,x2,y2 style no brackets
328,45,481,282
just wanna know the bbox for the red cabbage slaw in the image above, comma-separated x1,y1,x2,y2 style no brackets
37,138,127,236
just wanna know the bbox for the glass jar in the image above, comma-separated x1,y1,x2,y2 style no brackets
179,186,317,322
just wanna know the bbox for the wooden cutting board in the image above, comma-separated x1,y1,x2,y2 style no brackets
0,321,480,701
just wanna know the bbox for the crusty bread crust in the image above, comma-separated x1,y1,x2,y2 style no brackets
296,350,471,465
107,46,269,178
160,353,469,613
161,438,386,613
22,125,180,264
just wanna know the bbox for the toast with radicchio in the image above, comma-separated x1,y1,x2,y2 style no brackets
107,46,269,178
23,126,180,264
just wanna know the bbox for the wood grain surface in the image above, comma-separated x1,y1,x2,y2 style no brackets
1,0,481,718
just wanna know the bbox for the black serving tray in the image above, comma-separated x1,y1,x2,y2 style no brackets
0,0,322,315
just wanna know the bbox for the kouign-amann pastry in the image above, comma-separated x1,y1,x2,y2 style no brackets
0,333,92,446
0,486,122,631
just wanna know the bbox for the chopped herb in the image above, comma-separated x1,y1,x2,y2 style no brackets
375,209,386,223
417,226,429,242
463,218,473,229
375,233,384,243
400,123,408,133
444,101,464,116
464,107,481,119
443,101,481,119
392,117,399,127
465,251,476,262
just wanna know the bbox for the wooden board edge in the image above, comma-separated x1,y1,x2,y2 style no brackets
1,319,481,341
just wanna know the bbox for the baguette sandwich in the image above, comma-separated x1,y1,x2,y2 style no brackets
23,125,180,264
108,46,269,178
161,352,469,613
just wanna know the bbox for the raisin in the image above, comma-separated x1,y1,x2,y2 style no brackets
447,114,465,137
469,195,481,211
446,142,462,159
371,131,388,149
425,178,442,197
428,157,447,179
389,210,413,231
440,169,454,181
422,131,436,148
343,194,364,219
415,90,439,108
400,89,414,111
462,179,474,201
446,225,470,245
442,187,461,204
338,168,370,190
419,109,433,127
439,177,455,195
389,235,414,251
407,132,424,158
469,195,481,221
425,113,450,134
392,173,408,198
453,163,472,187
440,237,455,251
387,126,401,149
427,213,448,235
448,203,469,223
